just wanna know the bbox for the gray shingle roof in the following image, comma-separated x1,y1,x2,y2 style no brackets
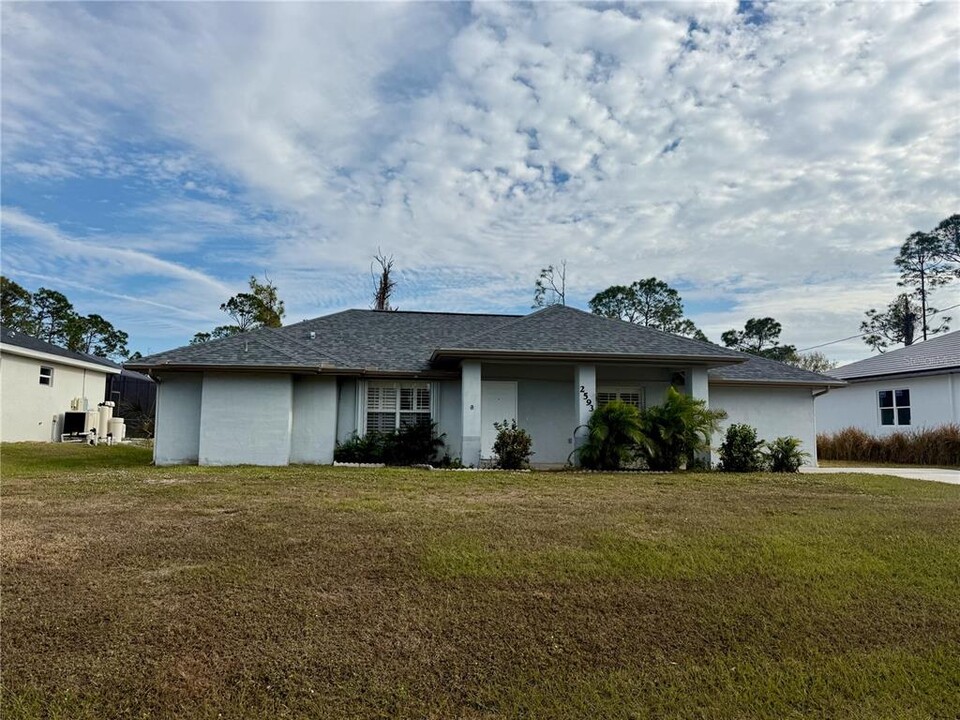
127,307,842,387
0,328,121,370
437,305,745,361
709,353,845,386
830,331,960,380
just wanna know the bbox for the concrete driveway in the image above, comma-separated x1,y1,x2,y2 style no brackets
801,466,960,485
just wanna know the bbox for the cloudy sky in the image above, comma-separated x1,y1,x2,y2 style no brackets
2,1,957,361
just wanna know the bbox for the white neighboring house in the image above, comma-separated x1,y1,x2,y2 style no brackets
127,305,844,468
816,331,960,435
0,328,121,442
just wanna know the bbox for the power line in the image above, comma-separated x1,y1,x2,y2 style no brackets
797,302,960,353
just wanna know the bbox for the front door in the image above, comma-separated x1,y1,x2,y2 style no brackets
481,381,518,459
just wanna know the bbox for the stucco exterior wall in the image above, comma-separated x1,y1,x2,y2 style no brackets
710,385,818,466
336,378,358,443
518,379,577,467
815,373,959,435
0,352,110,442
198,372,292,466
154,372,203,465
290,376,338,464
434,379,463,461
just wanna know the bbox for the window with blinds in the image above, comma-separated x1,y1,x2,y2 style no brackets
366,382,432,433
596,387,644,410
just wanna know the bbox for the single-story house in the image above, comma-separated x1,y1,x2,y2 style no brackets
816,330,960,435
0,328,121,442
128,305,844,468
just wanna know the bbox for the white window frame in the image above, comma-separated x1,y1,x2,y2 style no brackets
359,380,435,435
39,365,54,387
878,388,911,427
596,386,645,411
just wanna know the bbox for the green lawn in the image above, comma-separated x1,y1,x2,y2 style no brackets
2,443,959,719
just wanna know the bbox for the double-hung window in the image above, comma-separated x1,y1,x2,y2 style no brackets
39,366,54,386
365,381,432,433
596,386,644,411
878,389,910,426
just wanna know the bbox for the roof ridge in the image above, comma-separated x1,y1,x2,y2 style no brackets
440,306,553,348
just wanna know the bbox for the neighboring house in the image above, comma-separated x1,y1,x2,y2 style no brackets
127,305,843,468
816,331,960,435
0,328,121,442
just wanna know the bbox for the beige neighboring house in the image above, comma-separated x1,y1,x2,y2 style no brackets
0,328,121,442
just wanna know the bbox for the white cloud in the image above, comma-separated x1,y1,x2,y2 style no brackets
1,1,957,360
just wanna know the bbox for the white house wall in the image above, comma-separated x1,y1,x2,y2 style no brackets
815,373,959,435
710,385,818,466
199,372,292,466
435,379,462,462
0,352,110,442
335,378,358,443
154,373,203,465
518,379,577,467
290,376,338,464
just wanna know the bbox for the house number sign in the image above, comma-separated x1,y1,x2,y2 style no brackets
579,385,595,413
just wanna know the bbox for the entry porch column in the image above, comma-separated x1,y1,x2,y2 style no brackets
461,360,482,467
573,364,596,465
685,366,711,466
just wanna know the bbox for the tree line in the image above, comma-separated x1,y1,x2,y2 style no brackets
859,214,957,352
1,277,131,360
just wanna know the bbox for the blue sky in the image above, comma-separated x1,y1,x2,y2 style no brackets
2,1,957,361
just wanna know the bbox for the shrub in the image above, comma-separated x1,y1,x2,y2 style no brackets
717,423,765,472
381,422,446,466
334,432,385,463
764,436,808,473
817,424,960,467
577,400,645,470
637,387,726,471
334,422,446,465
492,419,534,469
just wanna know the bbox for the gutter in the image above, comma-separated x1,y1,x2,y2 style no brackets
430,348,745,367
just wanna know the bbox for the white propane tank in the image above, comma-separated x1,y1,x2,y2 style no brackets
108,418,125,443
86,409,100,436
97,404,113,439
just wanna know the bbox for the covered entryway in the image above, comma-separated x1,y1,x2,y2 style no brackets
480,380,517,458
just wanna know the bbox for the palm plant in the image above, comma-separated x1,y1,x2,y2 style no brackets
637,387,726,471
577,400,646,470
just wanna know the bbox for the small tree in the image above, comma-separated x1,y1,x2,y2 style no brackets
637,387,726,471
764,437,808,473
577,400,645,470
533,260,567,308
717,424,765,472
31,288,75,345
492,419,534,469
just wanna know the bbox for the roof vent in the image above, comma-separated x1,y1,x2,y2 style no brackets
309,331,316,340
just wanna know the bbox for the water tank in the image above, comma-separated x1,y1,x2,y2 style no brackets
97,404,113,439
86,410,100,436
108,418,125,442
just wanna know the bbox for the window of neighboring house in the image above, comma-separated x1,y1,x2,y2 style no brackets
39,366,54,386
596,386,645,411
366,381,432,433
878,389,911,426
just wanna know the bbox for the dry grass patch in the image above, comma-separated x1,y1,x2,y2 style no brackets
2,443,959,719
